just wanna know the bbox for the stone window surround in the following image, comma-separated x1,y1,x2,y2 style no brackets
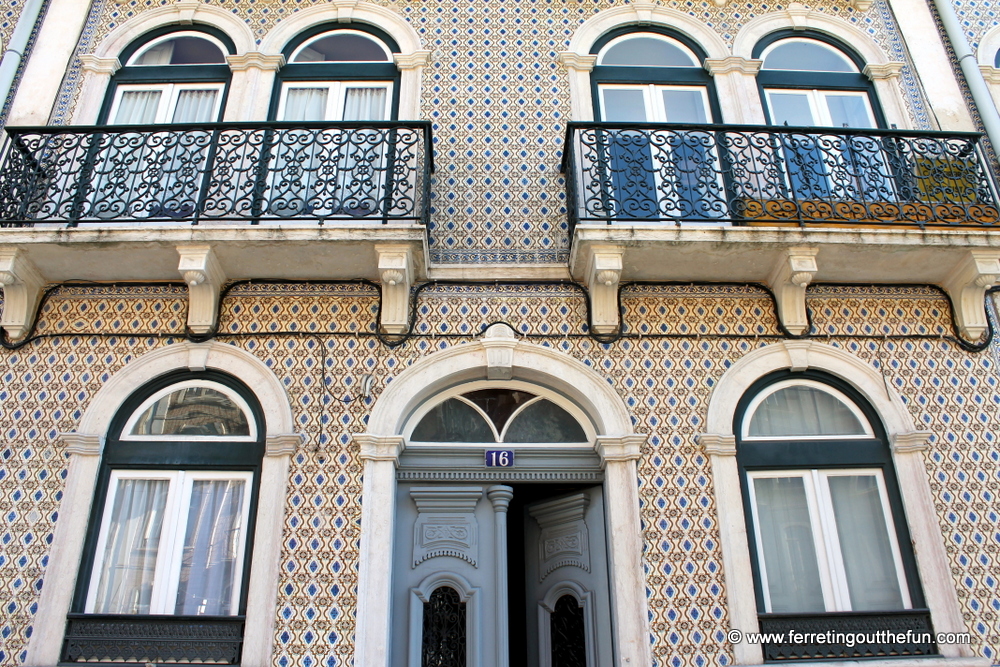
352,323,651,667
697,339,989,667
557,1,911,129
68,0,431,126
24,341,303,667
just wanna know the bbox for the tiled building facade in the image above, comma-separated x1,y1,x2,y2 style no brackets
1,0,1000,666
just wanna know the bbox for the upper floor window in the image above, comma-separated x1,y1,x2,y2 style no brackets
273,26,399,121
101,29,235,125
755,34,884,129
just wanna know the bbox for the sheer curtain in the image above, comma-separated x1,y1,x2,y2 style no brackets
282,88,329,121
343,87,387,121
134,41,174,65
172,90,219,123
113,90,161,124
92,479,170,614
174,480,246,615
748,386,865,437
753,476,826,613
827,475,905,610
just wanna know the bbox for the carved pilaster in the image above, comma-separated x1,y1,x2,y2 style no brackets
376,244,413,335
177,245,226,335
481,323,518,380
0,248,45,340
767,246,818,336
943,250,1000,340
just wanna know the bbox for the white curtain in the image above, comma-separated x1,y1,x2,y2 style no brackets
828,475,905,611
174,480,246,615
753,476,826,613
282,88,329,121
113,90,161,124
748,386,865,437
134,41,174,65
343,87,387,121
92,479,169,614
172,90,219,123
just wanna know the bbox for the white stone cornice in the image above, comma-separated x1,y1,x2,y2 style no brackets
696,433,737,456
265,433,303,457
556,52,597,72
481,323,518,380
942,250,1000,340
594,435,646,464
394,50,432,69
79,54,121,75
355,434,406,462
227,52,285,72
704,57,762,76
0,247,45,340
892,431,933,454
864,61,905,80
58,433,103,456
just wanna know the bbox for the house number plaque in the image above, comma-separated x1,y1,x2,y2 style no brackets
485,450,515,467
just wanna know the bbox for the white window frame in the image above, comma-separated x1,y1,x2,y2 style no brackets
746,468,912,614
289,29,393,64
121,379,257,442
742,378,875,441
85,469,254,616
106,82,226,124
763,88,876,129
276,81,393,121
127,31,229,66
597,83,713,123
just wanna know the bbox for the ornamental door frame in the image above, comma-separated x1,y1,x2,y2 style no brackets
353,323,651,667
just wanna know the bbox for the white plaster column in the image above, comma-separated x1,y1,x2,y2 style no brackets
556,53,597,122
864,62,911,130
225,53,286,122
354,434,406,667
890,432,977,659
704,57,766,125
488,485,514,667
595,435,652,667
71,56,121,125
241,434,301,667
24,434,103,667
394,51,432,120
697,433,762,665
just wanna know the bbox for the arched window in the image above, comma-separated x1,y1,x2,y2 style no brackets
736,371,934,661
100,28,234,124
66,371,264,665
272,25,400,121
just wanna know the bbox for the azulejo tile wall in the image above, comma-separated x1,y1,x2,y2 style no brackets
949,0,999,55
51,0,929,264
0,283,999,666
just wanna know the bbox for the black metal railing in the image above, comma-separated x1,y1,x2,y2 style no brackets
563,122,1000,232
62,613,245,663
758,610,937,661
0,121,432,226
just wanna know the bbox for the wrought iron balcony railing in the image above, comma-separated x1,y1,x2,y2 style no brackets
563,122,1000,232
0,121,432,226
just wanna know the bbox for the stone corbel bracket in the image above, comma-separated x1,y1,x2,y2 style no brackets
376,244,414,335
0,248,46,340
582,245,624,335
767,246,818,336
177,245,227,336
943,250,1000,340
174,0,201,24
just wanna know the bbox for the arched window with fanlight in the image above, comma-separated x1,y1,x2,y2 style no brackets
736,371,936,661
65,372,264,665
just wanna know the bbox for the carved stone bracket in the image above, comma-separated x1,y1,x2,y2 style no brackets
355,434,406,463
891,431,933,454
581,244,624,335
594,434,646,464
376,244,413,335
696,433,737,457
177,245,226,335
863,62,905,81
528,492,591,581
174,0,200,24
394,50,433,70
943,250,1000,340
58,433,103,457
227,52,285,72
0,248,45,340
556,52,597,72
481,323,518,380
265,433,304,457
410,486,483,567
79,55,121,75
767,246,819,336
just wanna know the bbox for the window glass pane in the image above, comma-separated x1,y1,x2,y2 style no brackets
504,399,588,443
753,476,826,613
174,479,246,615
601,88,648,122
294,33,388,62
747,385,867,437
411,398,495,442
601,36,698,67
827,475,905,611
463,389,536,434
130,387,251,437
92,479,170,614
114,90,162,124
824,94,875,129
282,87,329,121
661,89,709,123
171,89,219,123
343,87,388,121
763,41,856,72
134,37,226,65
767,92,816,126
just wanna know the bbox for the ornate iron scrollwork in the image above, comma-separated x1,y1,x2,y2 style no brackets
61,614,244,663
421,586,466,667
550,594,587,667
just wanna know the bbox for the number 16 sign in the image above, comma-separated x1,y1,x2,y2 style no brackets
485,450,514,467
